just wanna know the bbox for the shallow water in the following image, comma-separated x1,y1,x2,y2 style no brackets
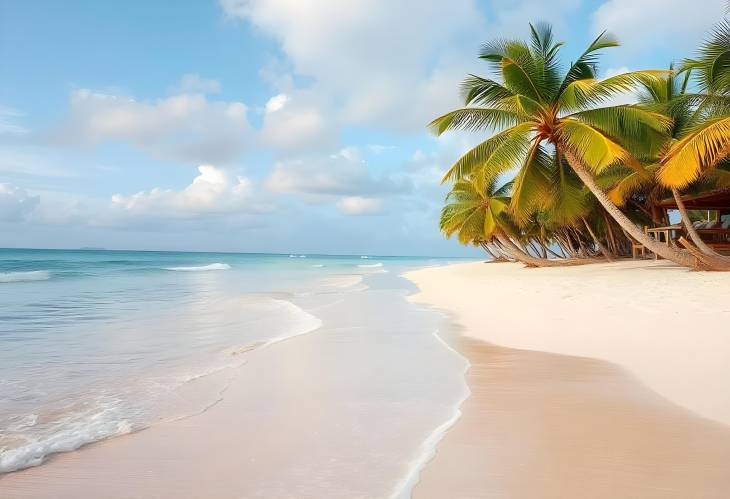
0,249,470,496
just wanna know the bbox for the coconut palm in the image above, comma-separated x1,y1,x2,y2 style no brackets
430,23,699,267
440,175,564,266
658,19,730,191
621,63,730,257
653,21,730,263
439,177,516,256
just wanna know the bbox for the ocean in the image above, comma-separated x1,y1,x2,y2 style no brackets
0,248,470,497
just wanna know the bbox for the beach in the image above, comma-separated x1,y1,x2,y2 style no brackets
3,256,730,498
407,260,730,498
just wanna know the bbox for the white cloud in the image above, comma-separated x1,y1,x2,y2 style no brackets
220,0,487,131
337,196,382,215
265,147,408,197
173,74,222,94
110,164,259,219
58,89,252,164
259,89,335,152
264,93,288,113
0,183,40,221
592,0,727,53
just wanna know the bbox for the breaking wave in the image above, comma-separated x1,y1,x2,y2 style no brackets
0,270,52,283
164,263,231,272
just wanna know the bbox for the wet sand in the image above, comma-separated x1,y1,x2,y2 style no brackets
407,260,730,498
414,336,730,498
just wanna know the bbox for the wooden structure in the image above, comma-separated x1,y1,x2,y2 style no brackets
653,188,730,254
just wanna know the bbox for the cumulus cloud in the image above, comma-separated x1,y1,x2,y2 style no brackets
58,88,252,164
259,89,335,152
265,147,409,197
220,0,486,131
337,196,382,215
264,93,288,113
110,164,260,219
0,183,40,221
592,0,727,53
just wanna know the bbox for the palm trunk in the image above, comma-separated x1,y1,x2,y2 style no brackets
495,232,591,267
672,187,721,256
582,217,613,262
491,240,516,262
561,148,698,268
540,237,563,259
602,212,620,255
555,233,577,258
480,242,496,260
480,242,509,262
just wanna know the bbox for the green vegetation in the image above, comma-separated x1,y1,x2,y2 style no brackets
432,21,730,269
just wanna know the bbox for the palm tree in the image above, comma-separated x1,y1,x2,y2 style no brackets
430,23,698,268
658,19,730,191
440,171,594,266
653,21,730,263
621,63,730,257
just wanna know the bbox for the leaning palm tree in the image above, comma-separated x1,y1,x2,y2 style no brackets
654,21,730,263
619,63,730,257
431,23,698,268
440,173,591,267
659,19,730,191
439,177,526,261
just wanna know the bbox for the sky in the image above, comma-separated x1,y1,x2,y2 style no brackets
0,0,727,256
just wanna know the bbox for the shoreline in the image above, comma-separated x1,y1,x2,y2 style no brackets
0,266,468,499
405,260,730,498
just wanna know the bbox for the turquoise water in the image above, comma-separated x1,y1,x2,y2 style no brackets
0,248,470,490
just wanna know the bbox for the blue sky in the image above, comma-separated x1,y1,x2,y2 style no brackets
0,0,726,255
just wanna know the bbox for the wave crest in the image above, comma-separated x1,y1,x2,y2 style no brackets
0,270,51,283
358,263,383,268
164,263,231,272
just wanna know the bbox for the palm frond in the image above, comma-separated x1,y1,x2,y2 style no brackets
440,122,533,183
603,164,657,206
543,153,588,225
528,22,564,100
557,31,619,97
557,119,638,173
509,141,552,224
481,40,548,103
695,19,730,94
570,104,671,135
428,107,525,135
658,116,730,188
558,70,669,110
460,75,515,106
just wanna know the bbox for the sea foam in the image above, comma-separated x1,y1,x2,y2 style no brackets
0,405,132,473
0,270,51,283
358,262,383,268
164,263,231,272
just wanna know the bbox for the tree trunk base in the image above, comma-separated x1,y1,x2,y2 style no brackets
678,238,730,271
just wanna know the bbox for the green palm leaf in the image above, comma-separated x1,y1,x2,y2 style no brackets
440,122,533,183
428,107,526,134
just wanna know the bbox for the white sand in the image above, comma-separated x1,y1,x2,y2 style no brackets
406,260,730,426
